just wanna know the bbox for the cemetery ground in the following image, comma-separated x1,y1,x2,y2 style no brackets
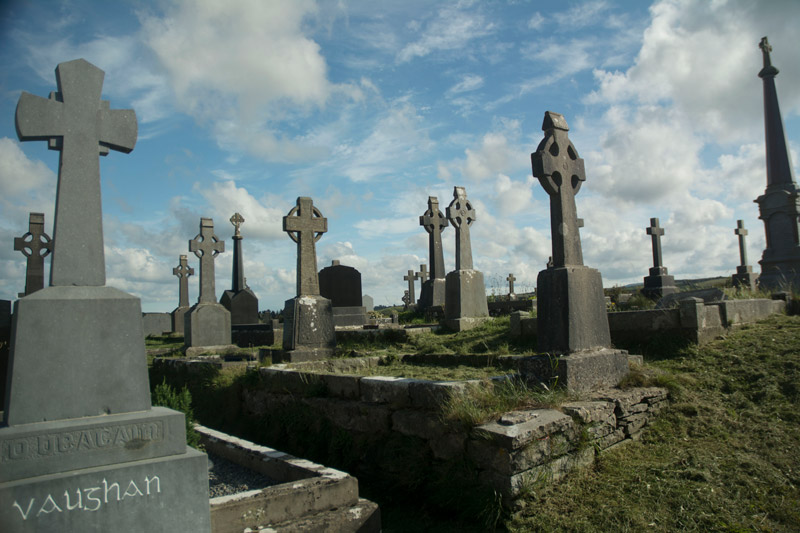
146,308,800,532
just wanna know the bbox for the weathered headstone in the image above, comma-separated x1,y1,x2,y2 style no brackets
2,58,210,531
221,213,260,325
444,186,489,330
641,218,679,299
531,111,627,390
754,37,800,290
319,260,366,326
13,212,52,297
280,197,335,361
732,220,758,291
362,294,374,312
184,217,233,351
403,269,417,310
170,254,193,334
507,273,516,299
418,196,448,309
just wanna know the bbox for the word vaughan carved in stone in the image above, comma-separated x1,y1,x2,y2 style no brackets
170,255,193,334
732,220,758,291
754,37,800,290
418,196,448,309
641,218,678,299
14,212,52,297
3,58,210,531
221,213,259,325
280,197,335,361
444,187,489,330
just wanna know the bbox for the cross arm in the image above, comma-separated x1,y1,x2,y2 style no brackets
16,92,64,142
99,105,138,154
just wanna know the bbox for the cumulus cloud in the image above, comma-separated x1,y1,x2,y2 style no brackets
196,180,286,240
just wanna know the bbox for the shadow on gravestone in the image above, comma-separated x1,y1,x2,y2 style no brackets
1,59,211,532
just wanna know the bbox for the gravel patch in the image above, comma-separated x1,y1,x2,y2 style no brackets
207,452,280,498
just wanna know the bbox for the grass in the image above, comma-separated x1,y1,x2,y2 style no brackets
360,361,516,381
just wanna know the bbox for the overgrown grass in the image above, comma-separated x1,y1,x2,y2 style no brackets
507,313,800,532
151,379,202,449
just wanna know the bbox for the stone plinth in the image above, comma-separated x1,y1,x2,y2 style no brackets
170,305,190,334
418,278,446,309
332,306,367,327
536,266,610,355
444,269,489,331
642,266,679,300
184,302,232,348
519,349,629,392
281,295,335,361
732,265,759,291
221,288,259,325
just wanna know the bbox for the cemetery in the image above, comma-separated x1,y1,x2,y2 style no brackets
2,34,799,532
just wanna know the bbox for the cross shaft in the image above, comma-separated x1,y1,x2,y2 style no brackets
735,220,749,266
173,254,194,308
189,218,224,304
646,218,665,269
446,187,476,270
420,196,448,279
284,197,327,295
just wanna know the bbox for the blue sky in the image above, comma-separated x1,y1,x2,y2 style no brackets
1,0,798,312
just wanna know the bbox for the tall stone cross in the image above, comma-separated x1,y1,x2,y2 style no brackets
14,212,53,297
189,217,225,304
735,220,750,267
532,111,585,268
402,290,411,309
404,269,417,305
646,218,666,269
15,58,137,286
173,254,194,308
420,196,449,279
416,264,429,283
230,212,245,292
284,197,327,296
446,187,476,270
507,273,516,294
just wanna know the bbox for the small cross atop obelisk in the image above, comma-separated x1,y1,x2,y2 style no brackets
14,212,53,297
189,217,225,304
284,197,327,296
416,264,429,283
446,187,476,270
735,220,750,267
173,254,194,308
404,269,417,306
532,111,585,268
15,58,137,286
420,196,448,279
230,212,245,292
646,218,665,270
507,273,516,295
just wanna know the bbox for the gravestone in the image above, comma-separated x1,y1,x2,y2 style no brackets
1,58,210,531
403,269,417,310
220,213,260,325
280,197,335,361
444,186,489,331
170,254,193,334
14,212,52,297
507,273,517,299
418,196,448,309
732,220,758,291
184,217,233,352
531,111,626,390
363,294,374,312
319,260,366,326
142,312,171,337
754,37,800,290
641,218,679,299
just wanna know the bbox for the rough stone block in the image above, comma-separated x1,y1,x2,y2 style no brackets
304,398,391,434
319,374,361,399
220,288,259,325
428,432,467,461
561,401,615,424
474,409,573,451
360,376,411,407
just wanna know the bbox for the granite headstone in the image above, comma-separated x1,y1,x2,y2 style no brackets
319,260,366,327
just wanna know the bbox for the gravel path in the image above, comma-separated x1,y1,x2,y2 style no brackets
207,452,280,498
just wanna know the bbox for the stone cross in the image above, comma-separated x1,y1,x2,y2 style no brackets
189,217,225,304
404,269,417,305
231,212,244,238
402,290,411,309
230,212,245,292
14,212,53,297
532,111,585,268
420,196,449,279
646,218,666,269
15,58,137,286
416,264,429,283
507,273,516,295
735,220,750,267
172,254,194,308
446,187,476,270
284,197,327,296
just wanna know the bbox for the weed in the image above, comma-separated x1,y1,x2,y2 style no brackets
151,379,202,449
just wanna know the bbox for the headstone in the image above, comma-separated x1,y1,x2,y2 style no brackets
641,218,679,299
732,220,759,290
507,273,517,299
170,254,193,334
418,196,448,309
280,197,335,361
142,312,172,336
362,294,374,312
403,269,417,310
184,217,233,351
754,37,800,290
444,186,489,330
13,212,52,297
220,212,260,325
531,111,626,389
319,260,366,326
2,58,210,531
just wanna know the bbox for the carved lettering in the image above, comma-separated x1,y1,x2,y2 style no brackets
83,487,102,512
36,494,62,516
64,489,82,511
123,480,143,499
12,500,34,520
103,479,120,503
38,435,55,456
57,434,74,453
145,475,161,495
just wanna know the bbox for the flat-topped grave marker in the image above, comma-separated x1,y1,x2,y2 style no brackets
418,196,448,309
2,58,210,531
13,212,52,297
732,219,758,290
319,260,366,326
444,186,489,330
641,217,678,299
221,212,259,325
280,197,335,361
170,254,194,334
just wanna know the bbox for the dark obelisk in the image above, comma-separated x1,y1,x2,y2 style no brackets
754,37,800,290
3,58,210,531
221,212,259,324
13,212,52,297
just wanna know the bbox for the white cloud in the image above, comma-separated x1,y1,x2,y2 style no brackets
553,0,610,29
447,74,484,95
196,180,286,240
0,138,54,197
397,5,495,63
527,13,545,30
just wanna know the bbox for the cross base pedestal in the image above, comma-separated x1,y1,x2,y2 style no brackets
220,288,259,325
281,295,335,360
417,278,446,310
184,303,232,348
170,306,190,334
642,270,678,300
444,270,489,321
757,252,800,292
732,266,759,292
518,348,630,392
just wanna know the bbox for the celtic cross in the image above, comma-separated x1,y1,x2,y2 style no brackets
446,187,476,270
172,254,194,308
420,196,448,279
14,212,53,297
189,218,225,304
283,197,327,296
